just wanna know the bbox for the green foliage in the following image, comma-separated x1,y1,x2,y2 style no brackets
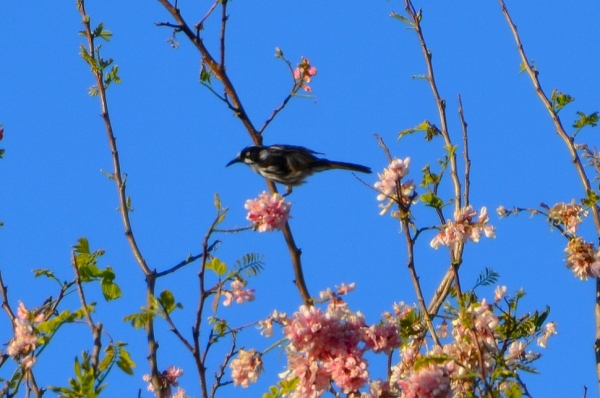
472,267,500,291
234,253,265,277
207,257,228,277
263,378,300,398
37,307,89,341
399,120,441,141
92,23,112,41
398,307,424,340
573,111,599,136
123,291,181,329
419,163,446,209
158,289,183,314
73,238,122,301
550,89,574,113
582,189,599,207
200,63,212,85
79,22,121,94
208,316,229,338
49,342,134,397
419,192,444,209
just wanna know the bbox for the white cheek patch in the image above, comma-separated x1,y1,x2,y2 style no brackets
259,149,269,161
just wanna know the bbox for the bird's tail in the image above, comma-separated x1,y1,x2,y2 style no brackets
313,159,372,174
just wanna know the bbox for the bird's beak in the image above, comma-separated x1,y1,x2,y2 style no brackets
226,156,241,167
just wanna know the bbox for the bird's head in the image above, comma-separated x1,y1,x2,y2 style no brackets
226,146,263,167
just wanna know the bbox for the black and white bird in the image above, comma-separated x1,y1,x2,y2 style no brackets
226,144,372,195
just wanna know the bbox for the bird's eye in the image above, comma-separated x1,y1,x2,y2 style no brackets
245,151,251,157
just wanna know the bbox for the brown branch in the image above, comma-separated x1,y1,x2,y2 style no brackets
497,0,600,387
76,1,161,395
71,252,103,375
0,272,15,322
404,0,466,331
157,0,260,143
458,94,471,207
157,0,311,306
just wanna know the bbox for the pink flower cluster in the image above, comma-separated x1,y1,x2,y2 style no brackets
430,205,495,249
564,236,600,280
245,191,291,232
7,302,43,369
293,57,317,92
375,157,415,203
392,291,555,397
548,200,587,234
222,279,255,306
143,366,186,398
277,295,401,396
397,363,451,398
230,349,263,388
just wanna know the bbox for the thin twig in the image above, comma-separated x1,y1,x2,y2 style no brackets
157,0,311,306
156,240,219,278
71,252,103,378
404,0,466,337
458,94,471,207
76,1,161,395
498,0,600,386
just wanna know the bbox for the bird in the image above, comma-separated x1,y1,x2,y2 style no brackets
226,144,372,195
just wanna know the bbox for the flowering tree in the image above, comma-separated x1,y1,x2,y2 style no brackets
0,0,598,397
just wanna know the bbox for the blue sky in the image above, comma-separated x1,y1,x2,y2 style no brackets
1,1,600,396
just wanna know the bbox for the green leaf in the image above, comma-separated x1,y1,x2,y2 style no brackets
234,253,265,277
116,343,136,375
33,268,56,280
582,189,599,207
200,64,212,84
207,257,227,276
419,192,444,209
123,312,151,330
214,193,222,210
399,120,440,141
573,111,599,134
472,267,500,290
159,290,181,314
101,279,122,301
550,89,574,113
505,382,524,398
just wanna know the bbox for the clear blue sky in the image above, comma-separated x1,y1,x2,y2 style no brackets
1,1,599,396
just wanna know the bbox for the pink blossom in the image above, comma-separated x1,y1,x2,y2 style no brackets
336,282,355,295
293,57,318,92
548,200,587,234
286,353,330,397
172,389,187,398
230,349,263,388
505,341,526,364
222,279,255,306
143,366,184,397
362,321,401,354
430,206,496,249
537,322,557,348
245,191,291,232
323,351,369,393
374,157,412,201
360,380,390,398
397,363,452,398
436,320,449,339
494,285,507,302
564,237,600,280
7,302,41,369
